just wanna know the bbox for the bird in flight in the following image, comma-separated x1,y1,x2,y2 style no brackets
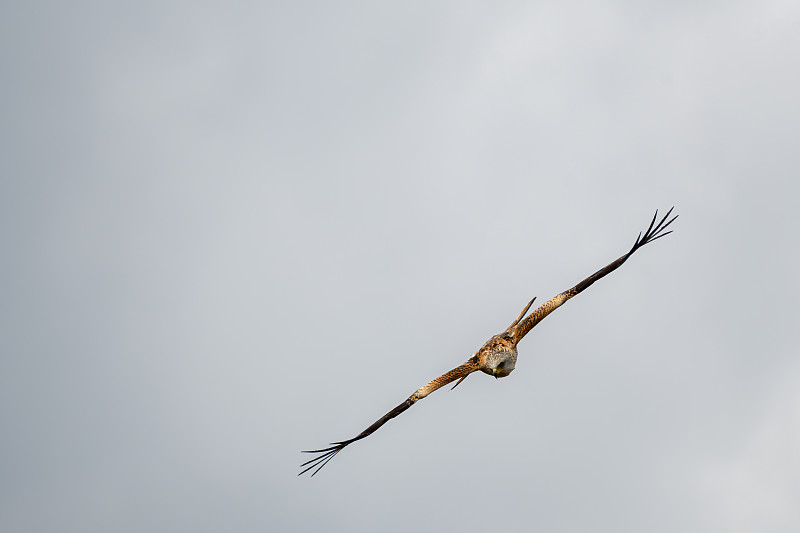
300,208,678,476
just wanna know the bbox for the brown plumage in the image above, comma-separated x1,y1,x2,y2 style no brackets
300,208,678,476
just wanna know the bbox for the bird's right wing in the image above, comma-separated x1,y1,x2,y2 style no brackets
299,357,481,476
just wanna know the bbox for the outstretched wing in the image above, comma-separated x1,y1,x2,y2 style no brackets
509,207,678,344
299,357,481,476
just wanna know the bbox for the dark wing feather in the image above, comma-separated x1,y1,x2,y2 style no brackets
510,207,677,343
299,358,480,476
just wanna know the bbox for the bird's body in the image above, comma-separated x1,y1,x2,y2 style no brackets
300,208,678,476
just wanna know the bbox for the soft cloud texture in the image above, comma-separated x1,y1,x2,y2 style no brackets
1,2,798,532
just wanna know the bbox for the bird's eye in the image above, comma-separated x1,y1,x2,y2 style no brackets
497,361,505,369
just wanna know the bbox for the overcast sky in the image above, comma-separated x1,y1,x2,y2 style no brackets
2,2,799,532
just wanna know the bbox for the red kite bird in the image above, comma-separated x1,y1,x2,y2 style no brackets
300,208,678,476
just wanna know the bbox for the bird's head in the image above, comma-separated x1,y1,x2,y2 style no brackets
483,346,517,379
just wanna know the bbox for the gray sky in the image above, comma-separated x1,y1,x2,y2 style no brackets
2,2,799,532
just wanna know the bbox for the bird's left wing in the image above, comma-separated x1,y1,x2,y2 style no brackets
509,207,678,344
299,357,481,476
